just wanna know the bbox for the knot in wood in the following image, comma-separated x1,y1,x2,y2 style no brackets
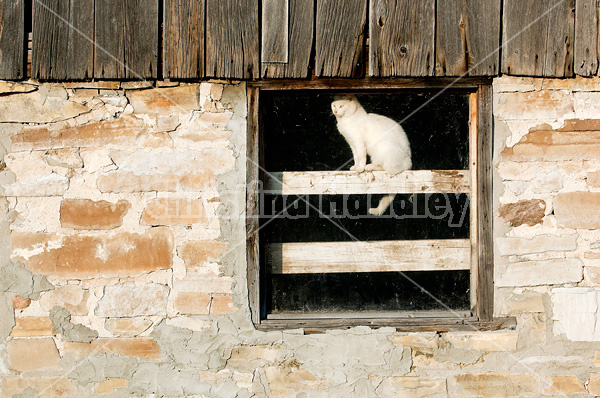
399,44,409,56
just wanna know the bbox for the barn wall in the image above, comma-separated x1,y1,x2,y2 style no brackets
0,78,600,396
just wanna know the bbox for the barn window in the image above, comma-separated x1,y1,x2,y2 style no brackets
247,80,500,331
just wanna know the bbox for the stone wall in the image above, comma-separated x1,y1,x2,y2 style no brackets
0,77,599,397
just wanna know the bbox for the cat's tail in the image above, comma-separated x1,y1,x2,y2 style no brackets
369,194,395,216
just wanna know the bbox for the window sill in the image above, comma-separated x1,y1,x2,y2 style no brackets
255,317,517,334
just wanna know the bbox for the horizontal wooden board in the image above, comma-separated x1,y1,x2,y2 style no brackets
266,239,471,274
267,310,471,319
264,170,471,195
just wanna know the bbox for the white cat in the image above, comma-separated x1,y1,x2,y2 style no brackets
331,95,412,216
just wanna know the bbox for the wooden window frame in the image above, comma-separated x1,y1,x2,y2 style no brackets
246,78,514,332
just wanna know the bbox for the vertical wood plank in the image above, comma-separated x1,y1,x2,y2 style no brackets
316,0,367,77
369,0,435,77
206,0,259,79
502,0,575,77
246,86,261,325
33,0,94,80
163,0,205,79
436,0,501,76
95,0,158,79
263,0,314,78
574,0,598,76
477,84,493,322
95,0,126,79
262,0,289,63
0,0,24,79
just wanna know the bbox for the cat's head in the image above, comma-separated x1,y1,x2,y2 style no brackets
331,95,359,118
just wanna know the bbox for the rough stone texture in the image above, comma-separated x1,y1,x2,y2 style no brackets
0,90,90,123
452,373,541,397
12,115,144,151
97,171,216,193
7,337,60,372
12,296,31,310
10,316,54,337
551,287,600,341
49,306,98,343
127,85,199,114
96,378,129,395
498,199,546,227
497,234,578,256
60,199,130,229
496,91,574,120
3,173,69,197
375,376,447,397
12,228,173,278
0,376,76,398
496,259,583,287
443,332,518,352
141,198,207,226
173,292,211,315
39,285,89,315
178,240,227,268
104,318,153,337
554,192,600,229
96,283,170,317
64,338,161,360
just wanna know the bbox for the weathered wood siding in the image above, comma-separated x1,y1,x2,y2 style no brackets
2,0,600,80
0,0,24,80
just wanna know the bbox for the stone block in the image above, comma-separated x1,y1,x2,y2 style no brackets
43,149,83,169
96,378,129,395
375,377,447,398
178,240,227,268
199,111,233,125
501,291,545,314
210,294,236,315
595,352,600,366
10,317,54,337
498,199,546,227
265,365,331,397
173,292,211,315
0,376,76,398
496,91,573,120
60,199,130,230
497,234,578,256
96,283,169,317
97,171,216,193
64,338,161,360
127,85,199,114
12,115,144,151
588,171,600,187
443,332,518,352
104,318,153,337
8,337,60,372
497,259,583,287
12,228,173,278
12,296,31,310
0,91,90,123
452,373,540,397
589,373,600,395
0,81,37,94
40,285,89,315
174,276,233,294
392,333,439,353
141,198,207,226
542,375,585,395
3,173,69,197
554,192,600,229
551,287,600,341
501,120,600,162
227,345,281,372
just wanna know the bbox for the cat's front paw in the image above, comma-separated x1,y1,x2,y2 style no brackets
350,165,365,172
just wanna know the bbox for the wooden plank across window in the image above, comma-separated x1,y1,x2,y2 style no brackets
266,239,471,274
0,0,25,79
264,170,470,195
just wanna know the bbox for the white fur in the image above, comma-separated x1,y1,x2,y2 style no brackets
332,96,412,215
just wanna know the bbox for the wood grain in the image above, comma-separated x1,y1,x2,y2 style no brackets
95,0,158,79
264,170,471,195
33,0,94,80
476,85,493,322
163,0,205,78
263,0,314,78
246,86,261,325
206,0,259,79
266,240,471,274
249,77,489,90
436,0,501,76
574,0,599,76
502,0,575,77
369,0,435,77
0,0,24,79
262,0,288,63
316,0,367,77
